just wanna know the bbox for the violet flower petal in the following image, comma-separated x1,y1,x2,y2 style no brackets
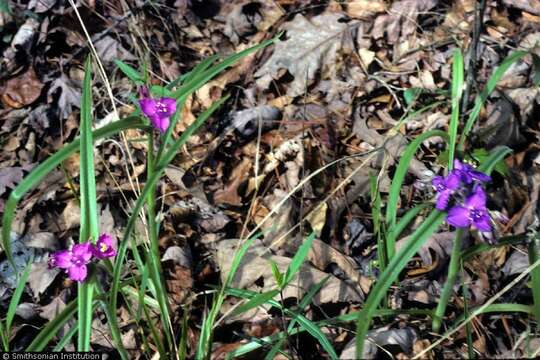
151,115,169,133
68,264,88,282
444,172,461,189
447,206,471,228
53,250,72,269
160,97,177,115
465,186,487,208
72,242,93,262
139,98,158,118
473,213,492,232
93,234,117,259
435,190,451,210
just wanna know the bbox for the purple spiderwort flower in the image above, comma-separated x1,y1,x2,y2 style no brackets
447,186,492,232
139,88,177,133
432,172,460,210
453,159,491,184
92,233,116,259
50,242,93,282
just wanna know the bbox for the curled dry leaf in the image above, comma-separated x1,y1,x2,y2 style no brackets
340,326,418,359
230,105,281,138
1,67,44,109
213,157,252,206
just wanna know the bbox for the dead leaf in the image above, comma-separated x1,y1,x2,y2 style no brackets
1,67,44,108
502,0,540,15
340,326,418,359
29,261,59,298
162,246,192,268
94,36,136,63
25,232,58,250
255,13,348,97
47,73,82,119
39,295,67,321
213,157,251,206
230,105,281,137
216,238,363,305
61,199,81,230
28,0,57,12
372,0,438,44
345,0,386,18
0,166,25,196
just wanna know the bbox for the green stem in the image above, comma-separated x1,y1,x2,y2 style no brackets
432,229,465,332
146,134,174,355
528,233,540,323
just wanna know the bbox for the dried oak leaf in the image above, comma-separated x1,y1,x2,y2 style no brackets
372,0,438,44
47,73,82,119
255,13,347,97
94,36,136,63
502,0,540,15
340,326,418,359
345,0,387,18
1,67,44,109
216,238,363,305
0,166,25,196
213,157,251,206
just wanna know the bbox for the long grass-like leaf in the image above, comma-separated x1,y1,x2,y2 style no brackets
528,234,540,323
459,51,528,149
5,258,33,336
1,116,146,267
356,210,445,358
448,49,464,169
283,232,316,285
197,232,262,359
477,146,512,174
26,300,78,351
114,59,144,83
385,130,449,254
232,289,281,316
53,324,78,352
461,233,527,260
110,98,228,356
432,229,465,332
228,306,433,358
370,175,386,270
77,57,98,351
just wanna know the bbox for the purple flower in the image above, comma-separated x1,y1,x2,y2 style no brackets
50,242,93,282
139,96,177,133
447,186,492,231
453,159,491,184
92,233,116,259
432,172,460,210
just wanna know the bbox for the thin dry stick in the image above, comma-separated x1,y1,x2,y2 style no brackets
414,257,540,359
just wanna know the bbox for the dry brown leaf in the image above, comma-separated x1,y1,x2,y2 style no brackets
216,238,362,305
29,261,59,298
213,157,252,206
1,67,44,108
502,0,540,15
345,0,386,18
61,199,81,230
255,13,348,97
309,238,367,291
